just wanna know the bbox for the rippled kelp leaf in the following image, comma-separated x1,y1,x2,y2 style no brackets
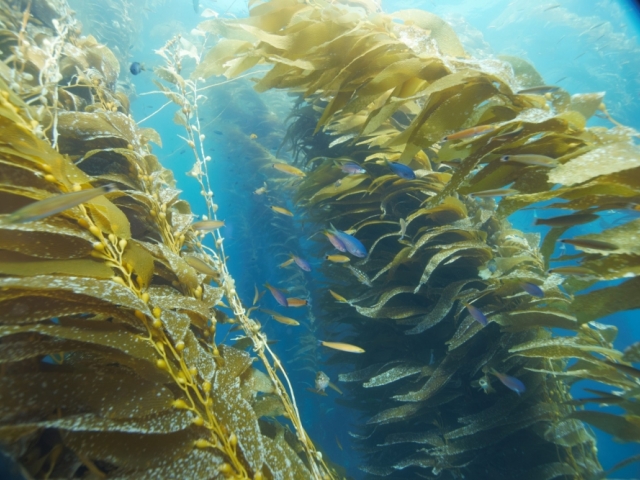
624,342,640,363
86,195,132,239
509,337,622,361
406,280,473,334
115,449,224,480
571,277,640,325
379,430,444,447
518,463,576,480
0,257,112,278
367,403,421,425
575,218,640,256
57,111,140,153
363,364,423,388
568,92,605,120
569,411,640,442
497,309,578,331
544,418,594,447
182,330,216,383
392,10,465,56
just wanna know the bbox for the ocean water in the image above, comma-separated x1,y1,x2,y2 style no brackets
1,0,639,478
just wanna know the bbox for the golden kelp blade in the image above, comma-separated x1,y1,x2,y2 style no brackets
191,219,225,231
2,184,116,224
272,163,306,177
270,205,294,216
320,341,365,353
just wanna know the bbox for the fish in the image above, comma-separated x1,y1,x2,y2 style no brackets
472,375,495,394
191,220,225,231
329,290,349,303
322,230,347,252
250,133,258,140
286,297,308,307
340,162,366,175
330,224,367,257
547,266,596,276
261,309,299,326
325,254,350,263
192,0,199,13
516,85,560,95
253,284,260,306
442,124,497,142
500,154,558,167
272,163,306,177
386,160,416,180
544,4,560,11
520,282,544,298
265,283,288,307
469,188,519,198
463,302,488,326
488,126,524,143
346,265,372,287
291,254,311,272
335,436,343,450
399,218,407,240
253,183,268,195
559,238,618,251
319,340,365,353
129,62,145,75
534,212,599,227
2,184,116,224
314,372,343,395
213,130,223,135
278,258,295,268
183,255,219,278
490,369,526,395
270,205,294,217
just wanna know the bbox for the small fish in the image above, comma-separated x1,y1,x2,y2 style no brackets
334,179,342,187
544,4,560,11
473,375,495,394
442,124,497,142
213,130,223,135
270,205,294,217
346,265,372,287
191,220,225,231
129,62,145,75
184,255,219,278
261,308,299,326
386,160,416,180
547,266,596,276
278,257,295,268
272,163,306,177
250,133,258,140
335,436,343,451
488,126,524,143
325,254,350,263
2,184,116,224
559,238,618,251
330,224,367,257
265,283,288,307
340,162,366,175
291,254,311,272
469,188,519,198
253,183,268,195
192,0,199,13
315,371,330,392
286,297,308,307
253,284,260,306
319,340,365,353
399,218,407,240
520,282,544,298
329,289,349,303
463,302,488,326
323,230,347,252
500,154,558,168
490,369,526,395
534,212,599,227
517,85,560,95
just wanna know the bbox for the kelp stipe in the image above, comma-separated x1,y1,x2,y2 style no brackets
196,0,640,478
0,1,335,478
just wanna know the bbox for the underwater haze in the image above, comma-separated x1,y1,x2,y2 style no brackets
1,0,640,479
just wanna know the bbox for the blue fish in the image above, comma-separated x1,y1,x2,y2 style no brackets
520,281,544,298
265,283,288,307
464,302,488,326
129,62,145,75
490,369,526,395
341,162,366,175
387,160,416,180
330,224,367,258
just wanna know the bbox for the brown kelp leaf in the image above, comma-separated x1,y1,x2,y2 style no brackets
182,330,216,383
367,403,421,425
160,310,191,344
363,364,422,388
576,219,640,256
509,337,622,362
568,411,640,442
571,277,640,325
406,280,473,334
122,240,155,289
86,195,132,239
338,363,385,383
543,419,595,447
147,285,211,320
568,92,605,120
549,142,640,186
497,309,578,331
114,449,224,480
623,342,640,363
0,258,112,278
354,286,414,318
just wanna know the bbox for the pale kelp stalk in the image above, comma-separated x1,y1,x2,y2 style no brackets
150,29,336,480
0,1,334,478
195,0,640,477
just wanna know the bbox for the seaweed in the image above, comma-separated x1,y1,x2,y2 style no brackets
196,0,640,478
0,1,334,478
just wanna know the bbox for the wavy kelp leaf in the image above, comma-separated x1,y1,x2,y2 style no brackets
115,449,224,480
367,403,421,426
160,309,191,344
62,428,195,470
445,314,485,351
182,330,216,383
354,286,414,318
571,277,640,325
0,371,174,420
543,419,594,447
569,411,640,442
122,240,155,289
363,364,422,388
575,218,640,256
392,10,465,56
338,363,385,383
580,253,640,281
549,142,640,186
262,433,310,480
498,55,544,88
569,92,605,120
379,430,444,447
86,195,132,239
406,280,473,334
57,111,140,153
518,463,577,480
393,453,435,470
509,337,622,362
497,309,578,331
624,342,640,363
0,258,112,278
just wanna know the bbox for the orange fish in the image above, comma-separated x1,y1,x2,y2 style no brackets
442,125,497,142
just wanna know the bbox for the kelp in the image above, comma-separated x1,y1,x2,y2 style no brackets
200,0,639,478
0,2,332,479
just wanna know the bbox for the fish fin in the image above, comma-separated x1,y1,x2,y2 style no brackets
328,382,343,395
306,387,327,396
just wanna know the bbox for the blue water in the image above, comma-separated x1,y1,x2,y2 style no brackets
126,1,640,477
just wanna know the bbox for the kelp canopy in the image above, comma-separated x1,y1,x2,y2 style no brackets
195,0,640,478
0,0,337,478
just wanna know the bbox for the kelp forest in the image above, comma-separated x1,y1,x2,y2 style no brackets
0,0,639,479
